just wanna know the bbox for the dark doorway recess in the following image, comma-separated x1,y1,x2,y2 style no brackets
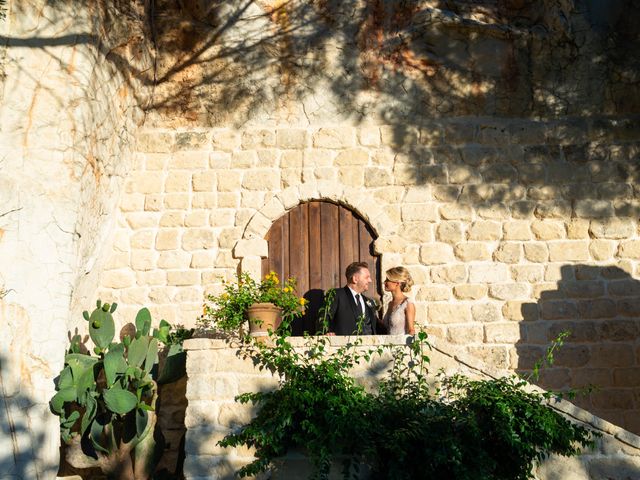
262,201,380,335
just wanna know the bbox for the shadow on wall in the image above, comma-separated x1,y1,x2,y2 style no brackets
3,1,640,209
535,448,640,480
516,264,640,435
0,354,47,479
5,0,640,123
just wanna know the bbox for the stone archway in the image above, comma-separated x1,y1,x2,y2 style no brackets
262,200,380,334
232,181,403,331
232,181,401,280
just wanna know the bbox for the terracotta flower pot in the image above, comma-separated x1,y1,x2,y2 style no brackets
247,302,282,338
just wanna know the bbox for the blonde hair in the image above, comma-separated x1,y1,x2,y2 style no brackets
385,266,413,293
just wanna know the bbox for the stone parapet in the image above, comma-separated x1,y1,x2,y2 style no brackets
183,337,640,480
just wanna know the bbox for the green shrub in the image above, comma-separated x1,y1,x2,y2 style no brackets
221,332,597,480
221,336,374,477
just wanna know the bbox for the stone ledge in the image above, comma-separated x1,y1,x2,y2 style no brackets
184,334,416,352
434,339,640,449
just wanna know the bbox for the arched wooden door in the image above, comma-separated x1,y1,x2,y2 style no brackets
262,201,380,334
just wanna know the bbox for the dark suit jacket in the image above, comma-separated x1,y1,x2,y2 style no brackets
328,286,378,335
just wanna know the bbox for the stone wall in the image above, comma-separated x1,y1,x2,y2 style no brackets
183,336,640,480
0,2,144,477
2,1,639,477
96,117,640,436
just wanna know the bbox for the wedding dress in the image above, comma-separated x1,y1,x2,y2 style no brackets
383,298,411,335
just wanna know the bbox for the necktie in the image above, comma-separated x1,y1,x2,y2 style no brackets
355,294,364,315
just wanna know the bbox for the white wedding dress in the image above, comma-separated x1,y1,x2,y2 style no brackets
383,298,412,335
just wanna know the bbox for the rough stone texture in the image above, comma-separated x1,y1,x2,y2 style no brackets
183,338,640,480
94,116,640,438
4,1,640,477
0,1,144,478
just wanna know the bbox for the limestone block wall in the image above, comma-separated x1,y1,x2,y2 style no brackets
96,116,640,436
183,336,640,480
0,2,144,478
1,2,637,477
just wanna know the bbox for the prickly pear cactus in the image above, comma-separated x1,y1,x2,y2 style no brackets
50,300,191,480
86,300,117,352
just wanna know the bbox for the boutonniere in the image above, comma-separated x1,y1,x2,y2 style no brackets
365,298,379,310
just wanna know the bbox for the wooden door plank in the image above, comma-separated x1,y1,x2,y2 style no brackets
289,204,309,296
339,205,355,278
266,217,284,279
308,202,322,290
288,205,302,281
352,213,360,263
282,214,290,282
305,202,325,333
301,203,310,296
320,202,340,290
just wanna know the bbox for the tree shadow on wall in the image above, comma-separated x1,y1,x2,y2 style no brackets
3,1,640,205
516,264,640,436
5,0,640,124
0,353,48,479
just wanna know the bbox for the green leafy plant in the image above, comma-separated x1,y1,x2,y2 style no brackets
527,330,570,383
220,335,377,478
200,272,307,333
220,332,598,480
317,287,336,334
50,300,191,480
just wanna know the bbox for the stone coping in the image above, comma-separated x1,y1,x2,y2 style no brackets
184,334,415,351
184,334,640,451
435,338,640,449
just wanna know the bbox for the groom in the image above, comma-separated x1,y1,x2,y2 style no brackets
326,262,378,335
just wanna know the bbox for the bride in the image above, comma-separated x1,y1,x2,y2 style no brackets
382,266,416,335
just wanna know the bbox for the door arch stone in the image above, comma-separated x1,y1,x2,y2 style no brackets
232,183,402,332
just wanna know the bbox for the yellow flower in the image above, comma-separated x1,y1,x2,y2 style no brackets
222,293,229,300
264,272,279,283
283,287,291,293
299,297,307,305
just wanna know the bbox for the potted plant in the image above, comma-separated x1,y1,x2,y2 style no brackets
200,271,307,337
